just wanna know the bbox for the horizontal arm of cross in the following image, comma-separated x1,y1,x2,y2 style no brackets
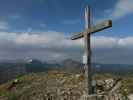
71,20,112,40
71,32,84,40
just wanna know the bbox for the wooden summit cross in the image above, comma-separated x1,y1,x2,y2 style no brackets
71,6,112,95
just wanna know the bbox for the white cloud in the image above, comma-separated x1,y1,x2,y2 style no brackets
1,31,133,50
0,31,82,54
14,31,82,48
111,0,133,19
0,31,133,63
96,0,133,22
0,31,83,62
93,36,133,49
91,36,118,48
118,37,133,47
15,33,47,45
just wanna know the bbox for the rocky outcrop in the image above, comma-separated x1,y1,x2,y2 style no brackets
0,71,132,100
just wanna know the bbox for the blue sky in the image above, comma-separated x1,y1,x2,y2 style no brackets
0,0,133,36
0,0,133,64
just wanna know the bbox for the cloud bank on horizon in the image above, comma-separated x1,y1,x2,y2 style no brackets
0,31,133,64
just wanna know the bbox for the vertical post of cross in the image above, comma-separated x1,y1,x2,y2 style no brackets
70,5,112,96
84,6,92,95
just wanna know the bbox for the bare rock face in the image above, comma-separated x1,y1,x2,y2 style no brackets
128,94,133,100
